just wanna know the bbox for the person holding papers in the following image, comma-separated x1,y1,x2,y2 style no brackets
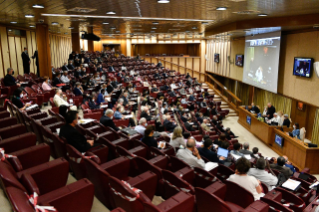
176,138,205,169
230,143,244,157
12,88,31,110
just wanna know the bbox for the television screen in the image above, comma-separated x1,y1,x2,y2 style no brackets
214,54,219,63
275,134,284,147
243,31,281,93
293,57,313,78
235,54,244,67
246,116,251,125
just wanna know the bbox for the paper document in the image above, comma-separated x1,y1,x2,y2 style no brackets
231,154,241,161
244,154,252,160
105,97,111,102
204,162,218,171
100,104,108,108
158,141,166,149
78,119,95,125
281,179,301,191
124,114,133,119
26,104,38,111
56,128,60,134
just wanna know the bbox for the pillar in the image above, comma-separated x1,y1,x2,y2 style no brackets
87,27,94,52
71,32,81,52
35,24,51,78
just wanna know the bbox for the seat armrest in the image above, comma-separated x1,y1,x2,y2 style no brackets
244,200,269,212
17,158,69,195
87,144,109,164
21,173,41,195
0,133,37,153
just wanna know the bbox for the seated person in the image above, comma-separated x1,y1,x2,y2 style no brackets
239,143,253,155
248,158,278,191
67,60,75,70
282,155,296,173
88,93,99,110
59,110,96,152
180,111,188,123
100,109,119,131
181,96,187,104
282,114,291,128
11,88,31,110
227,157,264,200
250,102,260,114
61,62,69,71
169,127,186,148
196,112,204,124
184,118,195,132
163,115,177,132
251,147,260,159
225,127,237,140
86,75,95,88
60,71,70,84
73,82,83,96
53,72,62,86
141,125,157,148
59,105,68,120
134,118,147,136
198,139,225,164
230,143,244,157
214,134,229,149
111,78,118,88
176,138,205,168
151,84,159,93
168,89,176,97
267,113,280,125
201,119,212,132
140,106,152,121
270,156,293,180
4,68,20,87
42,76,54,91
74,67,82,79
53,88,69,107
114,106,136,127
288,123,300,139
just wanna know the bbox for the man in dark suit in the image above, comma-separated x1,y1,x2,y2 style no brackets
31,50,39,77
163,115,176,132
100,109,119,131
73,82,83,96
53,72,62,86
74,58,81,67
67,60,75,70
266,103,276,119
97,64,103,72
122,92,129,107
184,118,195,132
84,55,90,64
59,110,96,152
153,71,160,79
250,102,260,114
106,81,114,94
108,65,115,72
282,114,291,128
198,139,225,163
4,68,20,87
181,112,188,123
270,156,293,180
168,90,176,97
239,143,253,155
21,47,30,74
196,112,204,124
140,106,152,121
61,62,69,71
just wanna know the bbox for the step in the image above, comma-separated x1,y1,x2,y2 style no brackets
221,101,228,105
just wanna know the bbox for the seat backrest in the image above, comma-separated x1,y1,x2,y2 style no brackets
5,187,35,212
260,197,293,212
134,157,162,179
195,187,231,212
108,176,147,212
24,86,35,95
169,156,190,172
0,161,26,192
224,180,254,208
66,144,88,180
300,127,306,141
162,170,194,199
0,124,27,139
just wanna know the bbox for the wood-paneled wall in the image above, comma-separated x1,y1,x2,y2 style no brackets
206,40,231,77
133,44,200,56
93,39,127,55
0,27,37,78
50,34,72,68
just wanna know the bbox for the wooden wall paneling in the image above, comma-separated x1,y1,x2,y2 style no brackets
186,58,192,70
0,38,3,78
31,32,37,74
53,35,57,68
193,58,200,71
306,106,317,140
8,37,17,76
0,27,10,77
15,37,23,75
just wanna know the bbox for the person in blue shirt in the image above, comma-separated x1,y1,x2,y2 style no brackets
292,123,300,139
73,82,83,96
283,155,296,173
96,89,105,105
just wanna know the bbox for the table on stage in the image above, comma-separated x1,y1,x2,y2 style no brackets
238,106,319,174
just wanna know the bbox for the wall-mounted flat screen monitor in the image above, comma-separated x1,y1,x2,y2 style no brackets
275,134,284,147
236,54,244,67
246,116,251,125
293,57,313,78
214,53,219,63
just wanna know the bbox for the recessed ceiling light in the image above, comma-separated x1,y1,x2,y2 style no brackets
10,21,17,24
150,31,155,33
51,22,59,25
68,27,74,29
152,22,159,24
64,32,68,34
157,0,170,3
110,27,116,29
102,22,109,24
33,4,44,8
202,22,209,24
29,25,35,28
106,11,116,15
192,27,197,29
185,31,190,33
25,14,34,18
258,14,268,16
216,7,227,11
151,27,157,29
8,29,12,32
115,30,120,33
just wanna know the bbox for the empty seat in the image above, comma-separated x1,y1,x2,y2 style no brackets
0,132,37,153
0,124,27,140
0,117,17,128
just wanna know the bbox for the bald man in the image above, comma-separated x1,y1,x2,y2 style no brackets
176,138,205,168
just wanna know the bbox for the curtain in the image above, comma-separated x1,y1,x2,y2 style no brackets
311,109,319,146
237,82,250,106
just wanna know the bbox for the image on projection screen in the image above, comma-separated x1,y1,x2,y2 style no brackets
243,31,281,93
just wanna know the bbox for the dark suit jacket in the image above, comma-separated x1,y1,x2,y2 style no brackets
168,91,176,97
197,117,203,124
266,106,276,119
97,67,103,72
32,51,39,67
181,116,187,123
184,122,195,131
251,106,260,114
270,164,293,180
12,97,24,109
59,124,91,152
73,87,83,96
239,149,253,155
189,95,195,101
198,147,223,164
74,60,81,67
3,74,16,86
74,71,82,79
62,65,69,71
53,77,62,86
108,66,115,72
107,85,114,94
88,101,99,110
84,58,90,64
140,111,152,121
68,64,75,70
163,119,176,132
21,52,30,65
142,136,157,148
100,115,119,131
122,97,128,106
283,119,291,128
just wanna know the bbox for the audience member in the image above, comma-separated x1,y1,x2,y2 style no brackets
140,106,152,121
42,76,54,91
88,94,99,110
184,118,195,131
53,72,62,86
198,139,225,164
114,106,135,127
73,82,83,96
169,127,186,148
134,118,147,136
60,71,70,84
227,157,264,200
282,114,291,128
176,138,205,168
270,156,293,180
240,143,253,155
11,88,31,110
141,125,157,148
53,89,69,107
282,155,296,173
250,102,260,114
230,143,244,157
201,119,212,132
59,110,96,152
214,134,229,149
251,147,260,159
163,115,176,132
4,68,20,87
59,105,68,120
100,109,119,131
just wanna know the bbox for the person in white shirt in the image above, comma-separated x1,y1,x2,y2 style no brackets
267,113,281,125
176,138,205,168
60,71,70,84
255,67,263,82
248,158,278,191
134,118,147,136
53,88,69,107
227,157,264,201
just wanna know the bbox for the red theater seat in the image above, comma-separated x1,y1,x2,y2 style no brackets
0,123,27,140
224,180,255,209
0,132,37,153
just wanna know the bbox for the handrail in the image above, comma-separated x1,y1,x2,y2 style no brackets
205,74,242,109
